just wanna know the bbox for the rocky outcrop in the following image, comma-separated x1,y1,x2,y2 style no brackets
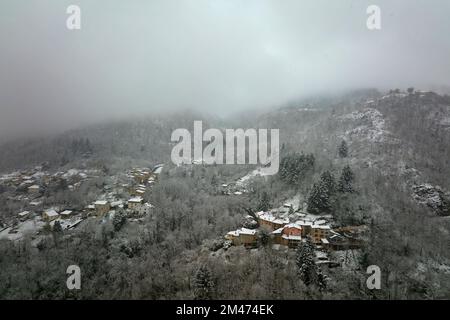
412,184,450,216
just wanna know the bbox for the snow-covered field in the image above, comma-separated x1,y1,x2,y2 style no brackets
236,167,272,187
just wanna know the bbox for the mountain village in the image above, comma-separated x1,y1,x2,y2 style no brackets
0,164,164,242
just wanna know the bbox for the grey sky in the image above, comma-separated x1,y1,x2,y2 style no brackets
1,0,449,140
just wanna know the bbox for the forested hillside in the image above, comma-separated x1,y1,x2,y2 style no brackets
1,89,450,299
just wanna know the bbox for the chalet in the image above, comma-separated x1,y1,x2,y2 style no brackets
42,209,59,222
94,200,110,217
225,228,258,247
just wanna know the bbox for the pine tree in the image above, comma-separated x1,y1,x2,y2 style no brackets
307,181,332,214
193,265,215,300
258,191,271,212
113,210,126,232
279,153,315,185
53,220,63,233
316,267,327,291
296,238,317,286
320,171,336,196
338,140,348,158
338,165,354,193
258,229,270,247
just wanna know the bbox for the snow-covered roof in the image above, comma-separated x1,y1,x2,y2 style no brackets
238,228,257,235
227,228,257,237
128,197,143,203
95,200,108,206
60,210,73,216
28,185,40,189
111,200,123,207
227,230,239,237
296,220,313,227
272,228,283,235
44,209,59,217
312,224,331,230
258,212,289,224
18,211,30,217
284,222,303,229
282,234,302,241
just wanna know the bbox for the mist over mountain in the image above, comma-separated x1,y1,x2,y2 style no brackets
1,0,450,141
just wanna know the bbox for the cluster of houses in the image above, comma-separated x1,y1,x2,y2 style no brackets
0,164,163,240
225,205,365,252
84,166,162,219
1,166,97,194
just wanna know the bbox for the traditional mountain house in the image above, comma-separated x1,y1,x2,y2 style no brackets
60,210,73,219
225,228,258,247
256,211,289,231
311,225,331,244
17,211,30,221
42,209,59,222
128,197,143,211
94,200,110,217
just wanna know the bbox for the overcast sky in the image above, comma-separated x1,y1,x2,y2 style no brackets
1,0,449,140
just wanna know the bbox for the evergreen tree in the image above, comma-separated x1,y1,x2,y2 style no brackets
279,153,315,185
316,267,327,291
193,265,215,300
307,181,332,214
338,165,354,193
52,220,63,233
258,191,271,212
338,140,348,158
320,171,336,196
296,238,317,286
113,210,126,232
258,229,270,247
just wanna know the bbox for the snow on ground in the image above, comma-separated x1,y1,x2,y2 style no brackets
236,167,272,187
331,250,362,271
283,194,302,211
339,104,406,146
0,217,45,241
